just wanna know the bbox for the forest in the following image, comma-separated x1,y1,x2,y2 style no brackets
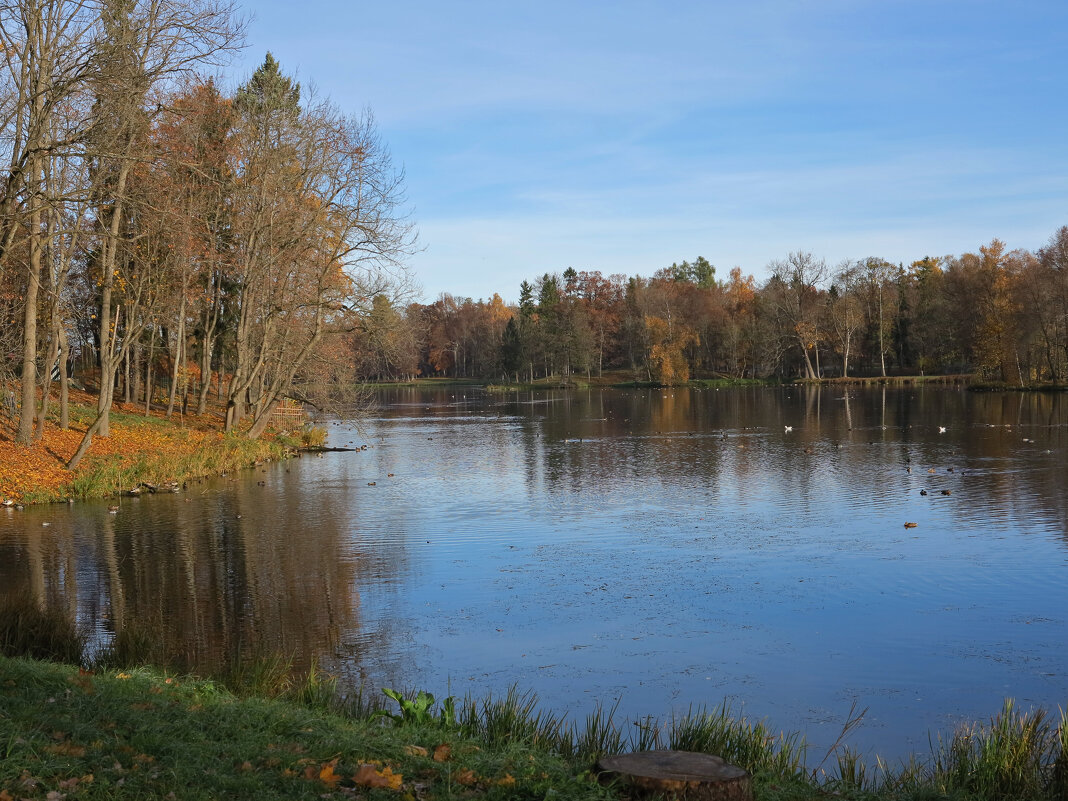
360,232,1068,388
0,1,415,465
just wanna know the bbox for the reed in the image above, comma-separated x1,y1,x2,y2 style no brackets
92,617,182,672
0,597,85,664
299,424,327,448
457,685,571,753
1051,707,1068,799
570,700,627,762
668,701,808,779
931,699,1056,799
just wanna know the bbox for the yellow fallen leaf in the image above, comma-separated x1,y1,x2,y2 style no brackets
403,745,428,757
354,764,403,791
319,761,341,788
496,773,515,787
116,672,131,680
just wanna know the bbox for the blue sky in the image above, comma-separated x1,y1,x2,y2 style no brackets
233,1,1068,303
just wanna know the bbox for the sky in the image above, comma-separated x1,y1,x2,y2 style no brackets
230,1,1068,303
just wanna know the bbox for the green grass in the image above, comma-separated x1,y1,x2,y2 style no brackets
0,656,616,801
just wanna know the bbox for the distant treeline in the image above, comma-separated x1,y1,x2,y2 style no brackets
354,228,1068,386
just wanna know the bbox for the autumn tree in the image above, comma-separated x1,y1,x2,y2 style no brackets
645,314,698,385
66,0,242,469
223,54,414,435
1037,226,1068,380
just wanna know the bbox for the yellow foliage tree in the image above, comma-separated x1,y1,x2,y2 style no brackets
645,315,698,385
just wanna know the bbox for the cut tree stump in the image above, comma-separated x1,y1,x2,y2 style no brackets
597,750,752,801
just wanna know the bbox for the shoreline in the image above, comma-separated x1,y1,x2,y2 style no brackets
0,652,1064,801
0,392,310,507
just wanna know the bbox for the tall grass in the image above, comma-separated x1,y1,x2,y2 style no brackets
1052,707,1068,799
931,699,1058,799
669,701,808,779
457,686,571,753
0,597,85,664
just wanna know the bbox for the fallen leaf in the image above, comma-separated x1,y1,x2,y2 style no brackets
46,742,86,757
432,744,451,763
116,672,131,680
0,789,13,801
496,773,516,787
354,764,403,791
318,760,341,788
403,745,428,757
454,768,478,786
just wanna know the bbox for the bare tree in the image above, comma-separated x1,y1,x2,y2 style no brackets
0,0,98,443
767,251,827,379
827,261,864,377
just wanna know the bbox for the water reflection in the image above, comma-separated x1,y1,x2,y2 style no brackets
0,469,375,679
1,386,1066,761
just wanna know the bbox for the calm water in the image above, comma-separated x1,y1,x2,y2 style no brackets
2,386,1067,761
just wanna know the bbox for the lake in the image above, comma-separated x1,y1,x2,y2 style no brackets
2,385,1066,762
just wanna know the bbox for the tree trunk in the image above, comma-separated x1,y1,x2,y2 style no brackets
166,291,186,417
58,328,69,430
16,191,42,445
144,327,155,416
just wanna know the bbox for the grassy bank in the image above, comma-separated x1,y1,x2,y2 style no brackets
0,655,616,801
2,653,1066,801
2,603,1067,800
0,393,314,506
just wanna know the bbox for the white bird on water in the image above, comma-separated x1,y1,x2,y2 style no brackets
938,426,947,433
784,425,793,433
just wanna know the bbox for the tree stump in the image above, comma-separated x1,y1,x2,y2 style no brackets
597,750,752,801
